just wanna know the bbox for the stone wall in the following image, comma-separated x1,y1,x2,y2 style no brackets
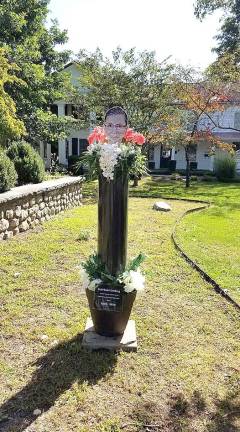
0,177,84,240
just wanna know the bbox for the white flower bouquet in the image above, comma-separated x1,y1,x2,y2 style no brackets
76,127,147,181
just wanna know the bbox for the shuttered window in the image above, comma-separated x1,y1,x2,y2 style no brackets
72,138,78,156
234,111,240,129
79,139,88,154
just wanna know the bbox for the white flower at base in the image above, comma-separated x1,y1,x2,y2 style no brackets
79,267,90,290
79,261,145,293
79,267,102,292
121,268,145,293
88,278,102,291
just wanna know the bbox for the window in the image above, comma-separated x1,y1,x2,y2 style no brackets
50,104,58,116
234,112,240,129
72,138,78,156
65,139,69,159
79,139,88,154
233,142,240,151
148,145,154,161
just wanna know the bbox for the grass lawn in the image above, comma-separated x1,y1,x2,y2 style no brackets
131,177,240,306
0,192,239,431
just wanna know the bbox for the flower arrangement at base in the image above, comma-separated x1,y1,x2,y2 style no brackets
77,127,147,180
79,253,146,294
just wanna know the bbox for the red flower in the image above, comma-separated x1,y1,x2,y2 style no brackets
88,127,107,144
124,128,145,145
124,128,135,142
133,132,145,145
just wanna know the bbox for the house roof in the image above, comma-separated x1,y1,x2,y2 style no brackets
63,61,80,70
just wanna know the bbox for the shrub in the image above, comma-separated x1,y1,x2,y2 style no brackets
214,155,236,181
77,229,91,241
68,155,82,175
0,152,18,192
170,173,181,181
202,175,217,182
7,141,45,185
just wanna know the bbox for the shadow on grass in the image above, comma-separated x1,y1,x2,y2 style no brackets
131,381,240,432
0,333,118,432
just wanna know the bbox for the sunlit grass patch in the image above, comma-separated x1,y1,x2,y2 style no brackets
0,196,239,431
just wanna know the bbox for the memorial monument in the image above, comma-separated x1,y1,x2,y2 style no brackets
80,107,146,348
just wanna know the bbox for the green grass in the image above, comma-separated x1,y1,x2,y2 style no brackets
130,177,240,306
175,206,240,305
85,177,240,305
129,176,240,208
0,196,239,431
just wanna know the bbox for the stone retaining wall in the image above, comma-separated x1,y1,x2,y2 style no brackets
0,176,84,240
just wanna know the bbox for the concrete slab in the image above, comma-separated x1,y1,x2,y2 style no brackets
82,318,137,352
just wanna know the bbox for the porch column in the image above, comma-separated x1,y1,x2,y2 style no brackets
58,102,65,117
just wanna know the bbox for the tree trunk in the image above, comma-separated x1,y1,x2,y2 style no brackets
185,151,190,188
133,175,139,187
98,172,128,276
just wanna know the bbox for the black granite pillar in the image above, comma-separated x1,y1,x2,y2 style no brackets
98,172,128,276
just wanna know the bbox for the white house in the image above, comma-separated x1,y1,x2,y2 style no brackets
149,105,240,172
40,62,240,173
40,62,91,169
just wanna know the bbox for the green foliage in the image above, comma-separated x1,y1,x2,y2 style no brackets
68,155,83,176
73,47,174,140
194,0,240,64
77,230,91,242
27,109,80,148
0,0,73,144
82,252,145,287
194,0,231,20
0,151,17,192
126,253,146,272
214,155,236,181
128,149,148,179
0,48,26,145
7,140,45,185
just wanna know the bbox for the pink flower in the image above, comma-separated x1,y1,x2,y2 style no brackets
133,132,145,145
124,128,135,142
88,127,107,144
124,129,146,146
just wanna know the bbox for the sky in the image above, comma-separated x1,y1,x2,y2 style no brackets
48,0,222,70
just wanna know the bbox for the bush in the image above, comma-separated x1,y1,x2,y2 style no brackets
176,169,213,176
202,175,217,182
214,155,236,181
7,141,45,185
170,173,181,181
68,155,82,175
0,152,18,193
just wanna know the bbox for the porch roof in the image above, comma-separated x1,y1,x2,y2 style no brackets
213,131,240,141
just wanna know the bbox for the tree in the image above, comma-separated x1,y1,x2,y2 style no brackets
160,66,235,187
0,0,75,146
70,47,175,185
0,48,26,146
194,0,240,64
72,47,174,143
